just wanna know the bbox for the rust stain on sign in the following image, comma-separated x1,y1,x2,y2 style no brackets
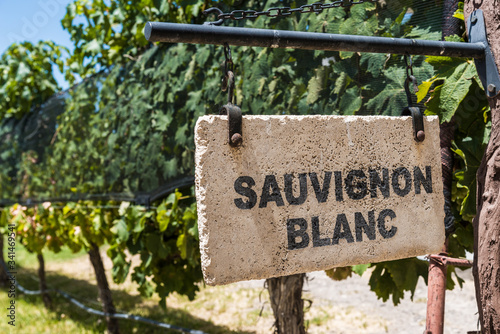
195,115,445,286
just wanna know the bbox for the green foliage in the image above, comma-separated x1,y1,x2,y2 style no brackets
0,41,67,120
325,263,369,281
453,1,464,22
368,258,464,305
325,266,352,281
1,0,222,306
3,188,201,305
421,53,490,225
368,258,428,305
61,0,232,81
108,190,202,306
413,54,488,290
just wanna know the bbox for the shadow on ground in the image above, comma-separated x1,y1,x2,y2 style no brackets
10,266,255,334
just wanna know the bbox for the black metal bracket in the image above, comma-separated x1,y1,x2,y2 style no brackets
144,22,486,58
402,106,425,142
468,10,500,98
143,10,500,144
220,104,242,147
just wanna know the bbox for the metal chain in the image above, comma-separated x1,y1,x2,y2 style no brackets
404,54,414,80
204,0,377,24
404,54,419,106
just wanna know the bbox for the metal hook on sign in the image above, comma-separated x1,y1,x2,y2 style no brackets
220,104,242,147
219,43,242,147
402,55,425,142
402,106,425,142
203,7,224,26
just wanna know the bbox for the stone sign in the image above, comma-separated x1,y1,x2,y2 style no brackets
195,115,445,286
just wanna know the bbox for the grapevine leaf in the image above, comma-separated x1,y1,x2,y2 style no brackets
360,53,387,78
325,267,352,281
111,219,129,243
417,80,433,103
339,86,362,115
352,263,370,276
177,234,188,260
306,67,326,105
438,61,476,122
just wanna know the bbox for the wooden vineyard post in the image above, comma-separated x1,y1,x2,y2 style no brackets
465,1,500,332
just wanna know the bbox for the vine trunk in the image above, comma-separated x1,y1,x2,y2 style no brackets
37,253,52,308
0,235,9,286
266,273,306,334
88,243,120,334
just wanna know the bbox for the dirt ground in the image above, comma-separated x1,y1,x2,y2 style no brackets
238,268,479,334
307,268,479,334
50,251,479,334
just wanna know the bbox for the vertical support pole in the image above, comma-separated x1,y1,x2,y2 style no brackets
425,2,461,332
425,243,448,334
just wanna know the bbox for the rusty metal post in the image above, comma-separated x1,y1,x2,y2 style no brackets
425,243,448,334
425,2,462,333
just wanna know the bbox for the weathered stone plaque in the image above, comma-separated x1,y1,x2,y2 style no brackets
195,115,445,286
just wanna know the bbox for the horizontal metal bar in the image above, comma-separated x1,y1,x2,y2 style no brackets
145,22,486,58
429,254,473,267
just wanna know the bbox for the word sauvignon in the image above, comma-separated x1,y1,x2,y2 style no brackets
232,166,433,250
233,166,432,209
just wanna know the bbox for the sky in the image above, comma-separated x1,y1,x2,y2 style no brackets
0,0,75,89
